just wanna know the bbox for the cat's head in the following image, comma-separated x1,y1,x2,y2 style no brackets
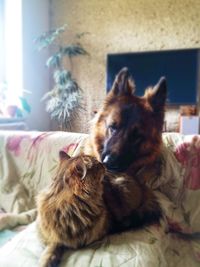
58,152,106,196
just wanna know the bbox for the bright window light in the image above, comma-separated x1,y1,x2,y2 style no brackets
5,0,23,105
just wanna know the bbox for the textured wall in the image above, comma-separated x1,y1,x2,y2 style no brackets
50,0,200,133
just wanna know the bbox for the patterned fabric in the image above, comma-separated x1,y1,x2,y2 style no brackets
0,131,88,213
163,133,200,234
0,131,200,266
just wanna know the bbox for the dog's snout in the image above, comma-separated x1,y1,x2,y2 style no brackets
102,153,119,170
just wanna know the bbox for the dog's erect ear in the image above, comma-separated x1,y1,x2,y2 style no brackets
111,67,135,96
147,77,167,110
59,150,71,161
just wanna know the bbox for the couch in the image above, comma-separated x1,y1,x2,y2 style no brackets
0,130,200,267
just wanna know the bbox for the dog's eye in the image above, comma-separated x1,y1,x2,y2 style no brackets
130,128,143,144
108,124,117,134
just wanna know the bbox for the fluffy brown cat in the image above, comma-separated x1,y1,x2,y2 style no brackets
37,152,108,267
37,152,161,267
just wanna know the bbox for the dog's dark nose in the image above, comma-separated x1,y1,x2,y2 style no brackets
102,153,119,170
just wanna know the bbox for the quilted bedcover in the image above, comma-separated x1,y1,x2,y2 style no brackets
0,130,200,267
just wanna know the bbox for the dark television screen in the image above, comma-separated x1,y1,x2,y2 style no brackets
107,49,199,105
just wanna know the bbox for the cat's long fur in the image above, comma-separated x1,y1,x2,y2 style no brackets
37,153,161,267
37,153,108,267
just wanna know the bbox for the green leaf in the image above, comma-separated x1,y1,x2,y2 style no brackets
19,97,31,113
62,44,88,57
34,24,67,50
53,70,71,85
46,53,61,68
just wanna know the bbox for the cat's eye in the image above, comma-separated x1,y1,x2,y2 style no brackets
75,163,87,180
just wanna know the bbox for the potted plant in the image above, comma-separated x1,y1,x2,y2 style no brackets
35,24,88,130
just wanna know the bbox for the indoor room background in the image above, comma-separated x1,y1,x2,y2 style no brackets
2,0,200,133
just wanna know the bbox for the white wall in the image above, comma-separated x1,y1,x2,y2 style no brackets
22,0,50,131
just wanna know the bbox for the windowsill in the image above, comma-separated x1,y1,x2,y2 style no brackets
0,117,25,123
0,117,27,130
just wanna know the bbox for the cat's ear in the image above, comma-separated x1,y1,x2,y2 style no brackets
59,150,71,161
111,67,136,96
75,159,87,180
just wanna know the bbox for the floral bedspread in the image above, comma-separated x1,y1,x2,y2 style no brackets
0,131,87,213
0,131,200,267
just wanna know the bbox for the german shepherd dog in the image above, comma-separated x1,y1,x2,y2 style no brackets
85,67,167,184
37,68,166,266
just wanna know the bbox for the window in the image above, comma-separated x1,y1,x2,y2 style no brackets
0,1,5,86
0,0,23,111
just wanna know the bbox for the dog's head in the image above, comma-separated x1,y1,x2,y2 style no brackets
92,67,167,172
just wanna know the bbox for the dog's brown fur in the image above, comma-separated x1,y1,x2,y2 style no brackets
103,171,161,233
37,153,161,267
84,67,167,183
